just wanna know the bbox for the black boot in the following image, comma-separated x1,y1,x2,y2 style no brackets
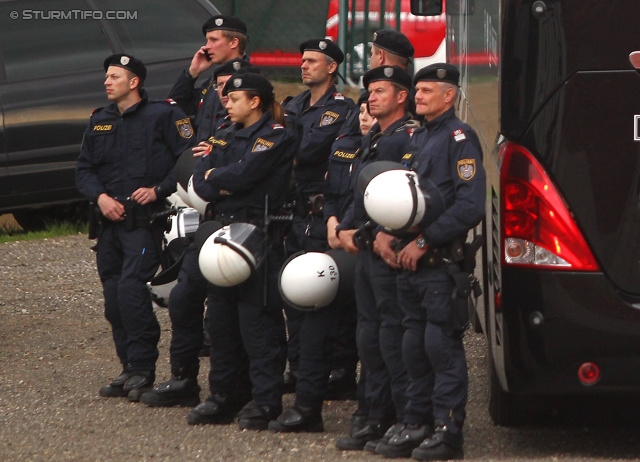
325,368,357,401
140,365,200,407
99,369,131,398
411,422,464,461
237,400,282,431
123,370,155,402
187,390,251,425
335,420,388,451
350,406,369,436
364,422,406,453
268,405,324,433
375,423,433,458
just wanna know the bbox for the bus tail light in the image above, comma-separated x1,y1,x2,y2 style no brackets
500,142,599,271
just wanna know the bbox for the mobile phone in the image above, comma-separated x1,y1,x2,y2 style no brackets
204,50,212,62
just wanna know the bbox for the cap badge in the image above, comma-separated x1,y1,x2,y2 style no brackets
120,56,130,66
233,78,242,88
384,67,394,77
373,32,378,41
437,68,446,79
215,18,223,26
233,61,241,70
319,40,327,50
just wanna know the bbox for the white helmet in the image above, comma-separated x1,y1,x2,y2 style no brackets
176,183,193,208
147,251,185,308
363,168,426,231
164,207,200,245
279,248,357,311
187,175,210,216
198,222,266,287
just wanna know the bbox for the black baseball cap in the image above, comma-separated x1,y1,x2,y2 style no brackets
103,54,147,81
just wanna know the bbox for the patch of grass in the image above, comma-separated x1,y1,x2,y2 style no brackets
0,220,88,244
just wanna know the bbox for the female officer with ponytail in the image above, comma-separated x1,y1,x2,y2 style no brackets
186,71,298,431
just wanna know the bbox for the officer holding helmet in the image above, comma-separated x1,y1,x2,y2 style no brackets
140,58,259,409
324,28,415,435
76,54,194,401
280,38,355,393
372,63,485,460
335,65,418,451
187,71,297,430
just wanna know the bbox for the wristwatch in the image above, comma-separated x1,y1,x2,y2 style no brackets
416,236,427,250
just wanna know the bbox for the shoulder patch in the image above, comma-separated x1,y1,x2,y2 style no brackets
320,110,340,126
452,129,467,142
175,118,194,138
457,159,476,181
333,92,345,100
252,138,275,152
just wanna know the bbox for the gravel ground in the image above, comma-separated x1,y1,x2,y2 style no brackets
1,233,640,462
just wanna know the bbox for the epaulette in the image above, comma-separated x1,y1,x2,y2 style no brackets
452,128,467,142
164,99,178,105
272,123,284,130
333,92,345,100
91,107,104,115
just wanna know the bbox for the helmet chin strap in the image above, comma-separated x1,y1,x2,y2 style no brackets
213,235,256,274
390,172,420,233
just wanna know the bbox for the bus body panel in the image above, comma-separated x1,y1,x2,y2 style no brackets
437,0,640,406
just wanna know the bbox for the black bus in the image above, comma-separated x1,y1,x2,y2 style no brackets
411,0,640,425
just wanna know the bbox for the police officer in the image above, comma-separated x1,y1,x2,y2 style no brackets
281,38,355,393
369,29,414,71
335,65,418,451
76,54,194,402
325,28,415,433
139,58,259,409
187,71,298,430
323,91,370,401
372,63,485,460
168,15,249,140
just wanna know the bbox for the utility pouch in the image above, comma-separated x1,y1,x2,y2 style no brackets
447,264,472,331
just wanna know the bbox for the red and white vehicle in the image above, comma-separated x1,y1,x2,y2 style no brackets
325,0,446,80
250,0,446,84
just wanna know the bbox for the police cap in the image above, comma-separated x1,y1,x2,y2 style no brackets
300,38,344,65
413,62,460,86
202,15,248,36
222,70,274,97
213,58,260,79
363,65,412,90
372,29,414,59
103,54,147,81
